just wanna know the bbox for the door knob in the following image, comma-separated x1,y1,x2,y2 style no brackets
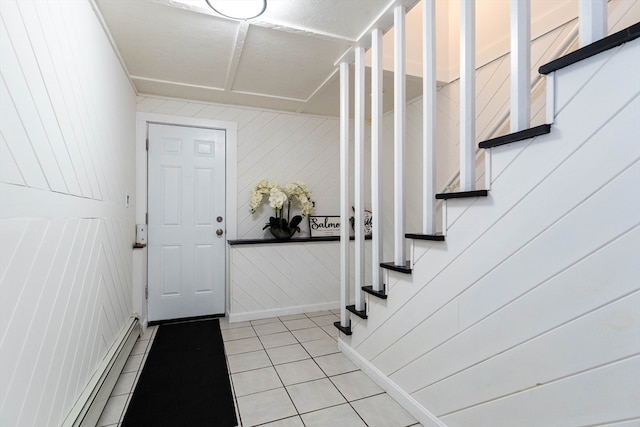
216,229,224,236
217,216,223,223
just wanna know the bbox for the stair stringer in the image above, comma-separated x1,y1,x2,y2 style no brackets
340,38,640,426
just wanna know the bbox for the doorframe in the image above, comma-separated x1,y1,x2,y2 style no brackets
134,112,237,329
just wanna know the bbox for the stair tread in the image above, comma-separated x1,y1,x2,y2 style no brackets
333,321,352,335
346,304,367,319
435,189,488,200
405,233,445,241
380,261,412,274
539,23,640,75
479,124,551,149
362,285,387,299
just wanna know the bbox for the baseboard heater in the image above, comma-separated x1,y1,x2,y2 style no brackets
62,315,140,427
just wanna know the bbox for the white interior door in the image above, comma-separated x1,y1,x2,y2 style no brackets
147,123,226,322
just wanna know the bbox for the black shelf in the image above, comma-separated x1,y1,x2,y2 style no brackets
405,233,445,241
228,235,372,246
333,321,352,335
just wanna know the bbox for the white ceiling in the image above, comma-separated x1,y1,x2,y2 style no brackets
96,0,423,117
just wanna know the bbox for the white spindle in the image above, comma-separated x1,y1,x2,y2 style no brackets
339,61,351,329
580,0,607,47
394,5,406,266
371,28,384,293
510,0,530,133
460,0,476,192
423,0,436,235
546,71,556,124
354,46,365,312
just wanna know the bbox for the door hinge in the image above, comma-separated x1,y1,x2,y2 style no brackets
146,138,149,151
145,284,148,299
145,213,148,224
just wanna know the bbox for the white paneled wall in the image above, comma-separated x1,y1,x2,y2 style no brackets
346,37,640,427
0,0,136,425
136,96,343,239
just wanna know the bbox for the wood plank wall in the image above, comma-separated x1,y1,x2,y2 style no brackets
0,1,136,425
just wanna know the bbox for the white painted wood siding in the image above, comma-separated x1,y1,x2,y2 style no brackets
346,37,640,427
0,1,136,426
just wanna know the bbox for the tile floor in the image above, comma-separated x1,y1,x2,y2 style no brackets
97,310,422,427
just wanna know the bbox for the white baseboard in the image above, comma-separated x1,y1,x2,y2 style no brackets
228,301,340,323
338,339,447,427
62,316,140,427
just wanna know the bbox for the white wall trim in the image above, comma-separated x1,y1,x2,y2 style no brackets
338,340,447,427
134,112,238,325
228,301,340,323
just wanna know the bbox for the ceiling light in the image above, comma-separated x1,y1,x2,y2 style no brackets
205,0,266,20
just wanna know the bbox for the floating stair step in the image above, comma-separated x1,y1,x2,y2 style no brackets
539,22,640,75
405,233,445,241
362,285,387,299
479,124,551,149
436,189,488,200
381,261,412,274
346,304,368,319
333,321,352,335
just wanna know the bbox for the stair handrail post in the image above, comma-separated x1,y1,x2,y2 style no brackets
339,61,351,330
510,0,531,133
579,0,607,47
354,46,366,312
460,0,476,192
394,4,407,266
371,27,384,293
423,0,436,235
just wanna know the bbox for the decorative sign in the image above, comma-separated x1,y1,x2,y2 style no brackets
309,216,341,237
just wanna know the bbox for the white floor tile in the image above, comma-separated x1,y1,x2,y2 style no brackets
259,331,297,349
253,321,288,336
220,319,252,330
257,415,305,427
96,394,128,426
266,344,311,365
306,310,334,318
274,359,326,386
283,318,317,330
225,337,264,355
232,366,283,397
301,338,339,357
321,325,339,338
310,314,339,326
351,393,417,427
237,387,297,427
290,327,330,343
251,317,282,326
121,354,143,374
110,371,137,396
286,378,346,414
278,314,307,321
222,326,257,341
314,352,358,377
330,370,383,401
301,403,367,427
227,350,272,374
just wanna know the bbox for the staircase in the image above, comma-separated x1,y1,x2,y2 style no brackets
333,13,640,426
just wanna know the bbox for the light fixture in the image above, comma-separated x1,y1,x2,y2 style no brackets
205,0,266,20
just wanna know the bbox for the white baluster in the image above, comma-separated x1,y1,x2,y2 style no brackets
371,28,384,293
460,0,476,192
394,5,406,266
510,0,530,133
580,0,607,47
354,46,365,313
339,61,351,329
423,0,436,235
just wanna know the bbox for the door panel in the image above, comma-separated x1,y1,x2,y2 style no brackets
148,123,226,321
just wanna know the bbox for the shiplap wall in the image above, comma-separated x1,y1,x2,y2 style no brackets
345,36,640,427
0,1,136,425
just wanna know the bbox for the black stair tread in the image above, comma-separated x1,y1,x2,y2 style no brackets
405,233,445,241
380,261,412,274
435,189,489,200
333,321,352,335
539,22,640,75
479,124,551,149
346,304,368,319
362,285,388,299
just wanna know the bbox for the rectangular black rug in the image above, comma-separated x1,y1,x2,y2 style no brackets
121,318,237,427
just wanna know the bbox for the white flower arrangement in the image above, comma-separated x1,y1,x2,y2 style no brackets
249,179,313,239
